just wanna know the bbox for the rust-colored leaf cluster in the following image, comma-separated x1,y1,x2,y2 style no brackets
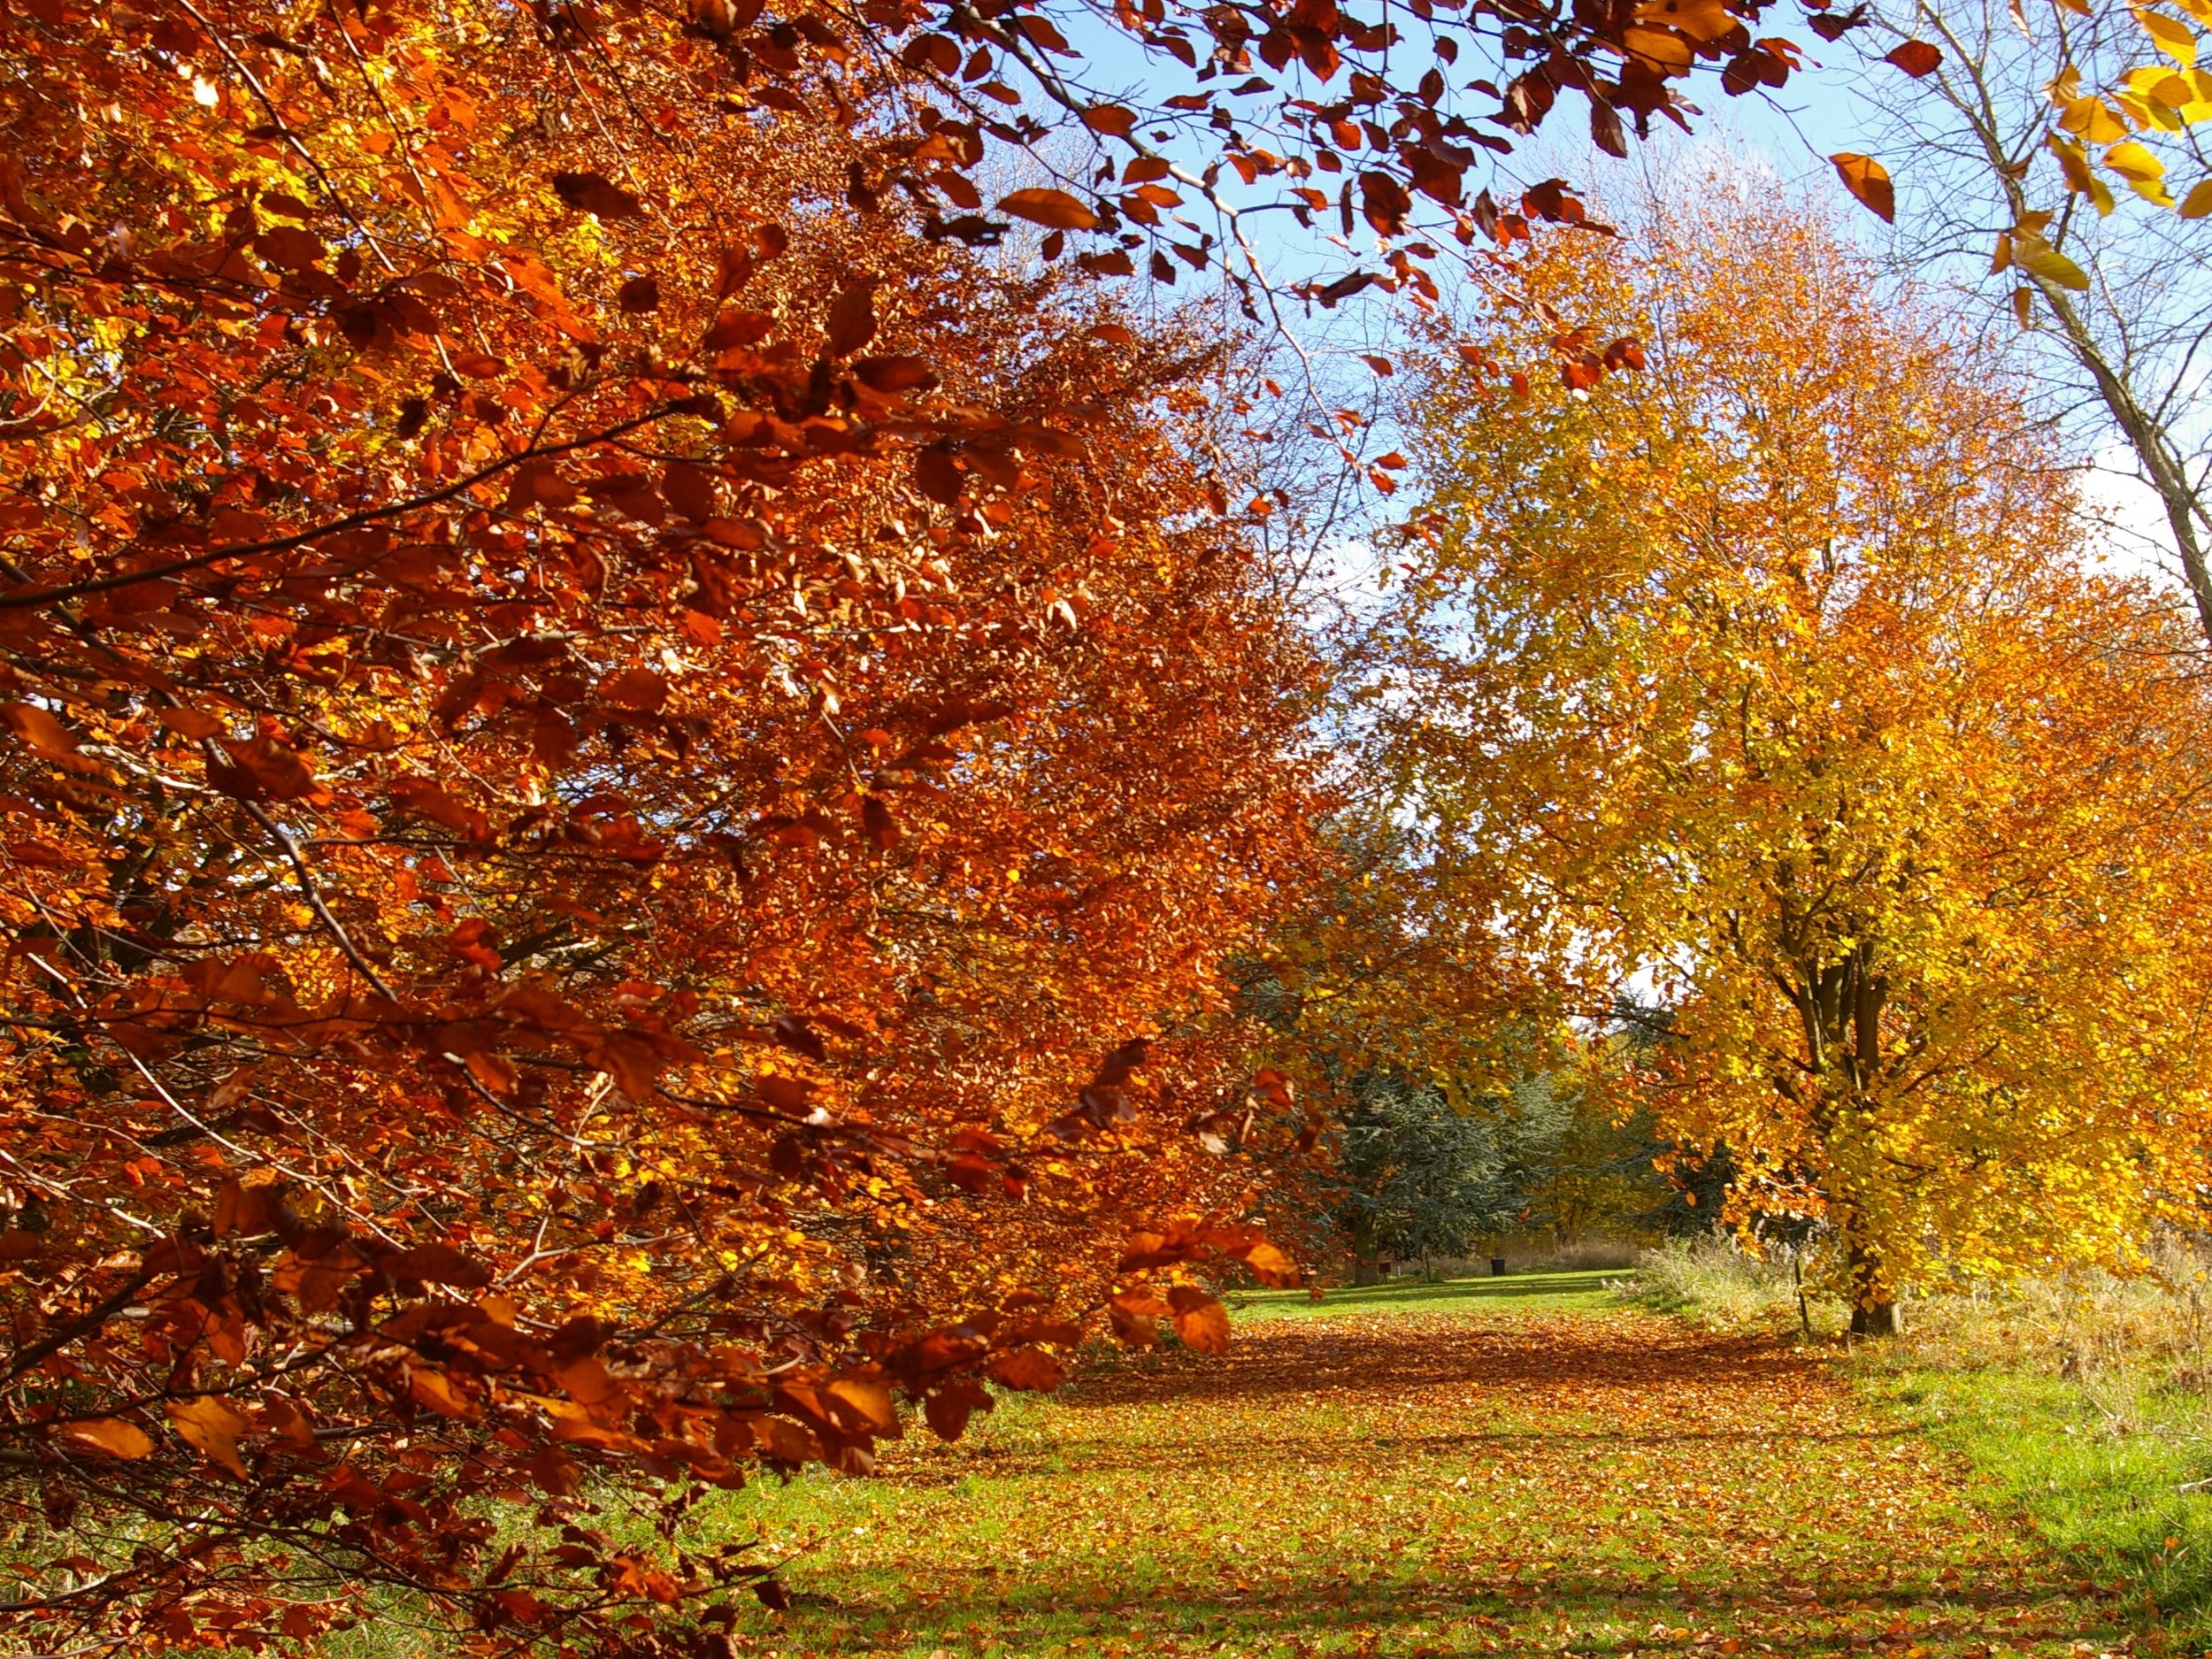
0,0,1343,1650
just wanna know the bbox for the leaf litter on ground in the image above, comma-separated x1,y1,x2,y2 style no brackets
720,1283,2127,1658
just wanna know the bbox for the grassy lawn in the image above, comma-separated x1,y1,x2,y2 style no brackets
1626,1238,2212,1652
1854,1357,2212,1653
691,1276,2117,1657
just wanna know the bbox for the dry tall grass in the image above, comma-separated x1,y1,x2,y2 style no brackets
1626,1229,2212,1398
1623,1227,2212,1644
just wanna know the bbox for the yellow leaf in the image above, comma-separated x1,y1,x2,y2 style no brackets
2117,88,2182,129
1622,25,1694,71
2134,6,2199,64
2104,139,2176,201
2125,65,2197,104
2059,96,2132,142
2017,242,2092,289
2179,176,2212,214
2104,137,2167,179
2047,135,2117,212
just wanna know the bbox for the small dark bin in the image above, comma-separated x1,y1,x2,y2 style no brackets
1490,1256,1509,1277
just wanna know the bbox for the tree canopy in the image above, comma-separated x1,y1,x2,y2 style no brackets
7,0,2212,1645
0,3,1331,1651
1369,187,2212,1328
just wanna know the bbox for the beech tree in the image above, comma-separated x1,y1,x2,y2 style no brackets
4,0,2177,1638
1371,188,2212,1333
0,4,1337,1653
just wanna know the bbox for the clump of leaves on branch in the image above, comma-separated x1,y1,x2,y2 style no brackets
0,2,1333,1653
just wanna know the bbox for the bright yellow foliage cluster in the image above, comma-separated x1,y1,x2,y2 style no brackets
1375,196,2212,1316
2050,0,2212,218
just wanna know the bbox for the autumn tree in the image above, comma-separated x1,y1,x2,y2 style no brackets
1369,187,2212,1333
0,0,2140,1634
0,2,1336,1652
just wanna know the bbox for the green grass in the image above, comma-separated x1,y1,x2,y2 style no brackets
307,1268,2151,1657
1227,1266,1623,1319
1616,1236,2212,1653
1855,1356,2212,1651
689,1278,2112,1657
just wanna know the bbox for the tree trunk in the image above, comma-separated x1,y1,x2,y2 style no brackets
1849,1299,1902,1337
1842,1229,1902,1337
1350,1211,1383,1285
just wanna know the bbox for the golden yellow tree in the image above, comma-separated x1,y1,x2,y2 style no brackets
1371,188,2212,1331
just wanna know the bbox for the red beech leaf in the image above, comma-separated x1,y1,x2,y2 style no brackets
987,1348,1067,1391
552,171,646,219
1885,40,1942,75
383,1242,495,1288
826,283,879,356
996,188,1099,230
854,355,937,393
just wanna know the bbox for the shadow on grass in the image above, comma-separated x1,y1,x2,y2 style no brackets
754,1288,2123,1656
768,1555,2119,1658
1230,1268,1623,1318
1070,1305,1811,1409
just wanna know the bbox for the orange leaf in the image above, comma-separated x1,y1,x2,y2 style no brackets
1080,104,1137,136
409,1365,479,1419
987,1348,1068,1391
0,702,78,758
60,1417,155,1459
1831,152,1895,222
997,188,1100,230
1168,1286,1231,1354
1242,1240,1300,1287
825,1376,901,1432
169,1395,251,1478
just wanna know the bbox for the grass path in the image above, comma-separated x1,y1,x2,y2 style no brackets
728,1274,2124,1656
